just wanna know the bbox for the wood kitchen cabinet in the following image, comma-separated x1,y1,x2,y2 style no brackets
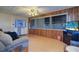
29,29,63,41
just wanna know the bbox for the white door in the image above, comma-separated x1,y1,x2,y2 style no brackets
15,19,26,35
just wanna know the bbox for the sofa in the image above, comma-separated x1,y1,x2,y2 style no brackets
63,30,79,46
0,38,28,52
0,32,28,52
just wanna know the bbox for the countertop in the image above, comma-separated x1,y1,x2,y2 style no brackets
30,28,65,31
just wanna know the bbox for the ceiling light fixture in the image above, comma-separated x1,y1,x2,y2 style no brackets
26,7,40,16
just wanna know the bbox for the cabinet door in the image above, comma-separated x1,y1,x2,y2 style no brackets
46,30,52,38
42,30,47,37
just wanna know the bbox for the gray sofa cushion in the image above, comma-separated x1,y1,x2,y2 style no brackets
0,41,5,51
0,33,13,46
70,40,79,46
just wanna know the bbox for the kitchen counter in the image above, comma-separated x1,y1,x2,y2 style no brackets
31,28,65,31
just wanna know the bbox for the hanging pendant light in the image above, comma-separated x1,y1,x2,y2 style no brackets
26,7,40,16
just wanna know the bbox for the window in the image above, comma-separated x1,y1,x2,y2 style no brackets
30,19,35,28
51,15,66,29
52,15,66,24
44,17,50,25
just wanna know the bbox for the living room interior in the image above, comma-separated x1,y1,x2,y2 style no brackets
0,6,79,52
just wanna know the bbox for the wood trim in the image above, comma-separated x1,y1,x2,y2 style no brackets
30,9,67,19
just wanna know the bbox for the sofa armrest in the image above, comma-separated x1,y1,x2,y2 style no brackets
3,39,28,52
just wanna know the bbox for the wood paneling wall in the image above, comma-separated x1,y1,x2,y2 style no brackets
67,7,79,22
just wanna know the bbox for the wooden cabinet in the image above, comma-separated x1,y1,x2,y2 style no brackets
39,29,47,37
63,32,72,45
29,29,63,41
46,30,52,38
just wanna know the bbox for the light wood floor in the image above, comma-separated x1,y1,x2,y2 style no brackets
27,34,66,52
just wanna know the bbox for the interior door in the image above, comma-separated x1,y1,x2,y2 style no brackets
15,19,26,35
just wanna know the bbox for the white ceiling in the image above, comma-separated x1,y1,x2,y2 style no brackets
0,6,74,17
